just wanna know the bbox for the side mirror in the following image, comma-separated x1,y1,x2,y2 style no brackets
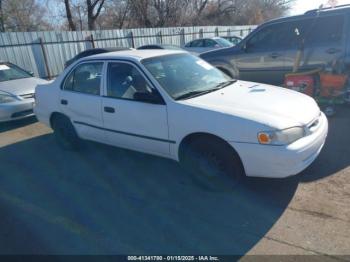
241,43,248,52
214,44,220,48
29,71,34,77
133,91,163,104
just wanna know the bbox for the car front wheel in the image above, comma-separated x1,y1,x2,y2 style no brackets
181,137,244,191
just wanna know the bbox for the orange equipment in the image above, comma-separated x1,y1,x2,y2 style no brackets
319,73,348,97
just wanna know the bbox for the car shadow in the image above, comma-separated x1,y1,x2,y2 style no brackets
0,116,37,133
0,134,299,255
299,106,350,182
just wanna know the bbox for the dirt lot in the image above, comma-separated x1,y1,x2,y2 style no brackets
0,107,349,259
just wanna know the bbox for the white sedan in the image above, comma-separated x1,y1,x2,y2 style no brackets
0,62,48,122
34,50,328,188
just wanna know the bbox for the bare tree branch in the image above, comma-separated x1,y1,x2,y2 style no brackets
86,0,105,30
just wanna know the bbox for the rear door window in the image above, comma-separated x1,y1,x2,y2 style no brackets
204,39,217,47
190,39,204,47
305,15,344,46
63,62,103,95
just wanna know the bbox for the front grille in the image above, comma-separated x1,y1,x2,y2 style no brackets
20,93,34,99
11,109,33,118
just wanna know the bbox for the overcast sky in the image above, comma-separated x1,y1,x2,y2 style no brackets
290,0,350,15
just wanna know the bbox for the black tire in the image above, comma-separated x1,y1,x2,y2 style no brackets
181,137,244,191
51,114,80,150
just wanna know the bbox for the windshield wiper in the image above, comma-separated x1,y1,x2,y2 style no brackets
214,79,237,89
175,80,237,101
175,90,212,100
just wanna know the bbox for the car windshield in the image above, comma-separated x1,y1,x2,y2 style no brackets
0,63,32,82
215,38,234,47
142,54,233,100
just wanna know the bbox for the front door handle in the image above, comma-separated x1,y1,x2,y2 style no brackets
269,52,281,59
326,48,341,54
61,99,68,105
104,106,115,113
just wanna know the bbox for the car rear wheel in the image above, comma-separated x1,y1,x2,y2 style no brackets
181,137,244,191
51,114,80,150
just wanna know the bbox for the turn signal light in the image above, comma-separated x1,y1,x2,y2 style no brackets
258,133,271,144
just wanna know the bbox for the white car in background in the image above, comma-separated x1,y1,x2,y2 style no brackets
182,37,233,54
34,50,328,189
0,62,48,122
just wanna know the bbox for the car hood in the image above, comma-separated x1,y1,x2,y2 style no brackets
0,77,48,96
180,81,320,129
200,46,240,59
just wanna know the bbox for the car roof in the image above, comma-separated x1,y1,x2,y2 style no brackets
263,5,350,27
138,44,162,47
223,36,241,38
137,44,163,49
79,47,129,55
84,49,187,61
188,37,225,43
191,37,222,40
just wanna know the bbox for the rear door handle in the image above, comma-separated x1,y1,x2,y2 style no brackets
269,53,281,59
104,106,115,113
326,48,341,54
61,99,68,105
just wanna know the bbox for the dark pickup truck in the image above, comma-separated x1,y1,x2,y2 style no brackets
200,5,350,85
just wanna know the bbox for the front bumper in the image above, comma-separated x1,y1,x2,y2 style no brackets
231,112,328,178
0,99,35,122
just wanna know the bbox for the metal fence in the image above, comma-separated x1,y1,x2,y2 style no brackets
0,25,256,79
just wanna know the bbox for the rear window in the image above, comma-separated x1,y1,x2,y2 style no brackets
215,38,233,47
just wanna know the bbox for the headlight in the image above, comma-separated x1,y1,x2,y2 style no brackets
258,127,305,145
0,93,18,104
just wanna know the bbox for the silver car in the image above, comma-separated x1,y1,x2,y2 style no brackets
0,62,48,122
182,37,233,54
